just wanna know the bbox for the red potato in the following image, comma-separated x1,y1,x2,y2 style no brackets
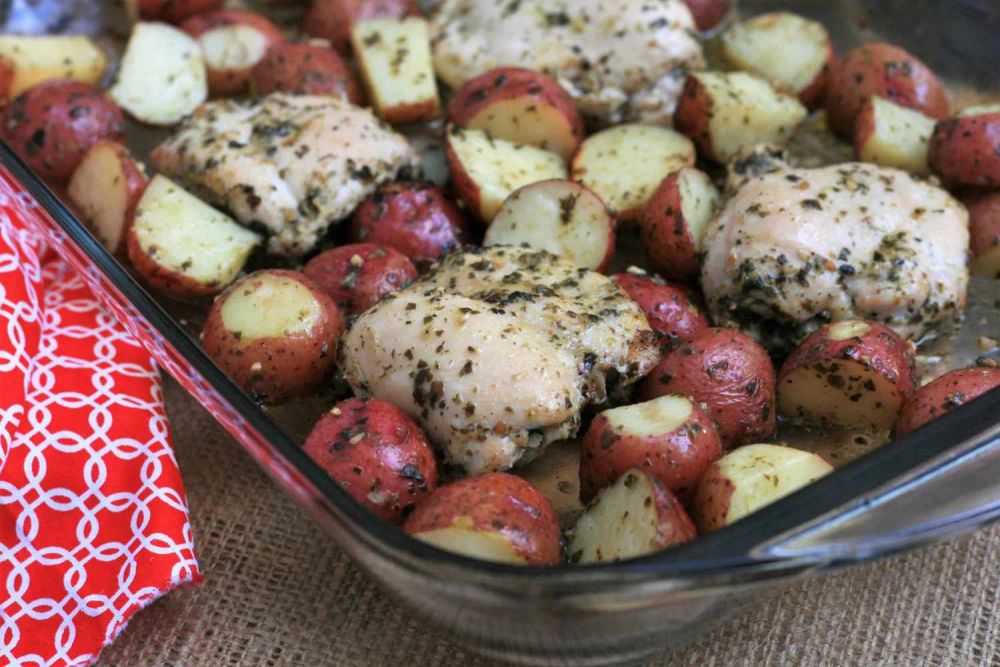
201,269,345,403
447,67,585,161
127,175,261,298
692,444,833,532
777,319,918,431
404,472,561,565
303,243,418,316
720,12,833,108
928,106,1000,188
303,398,438,524
124,0,223,23
303,0,420,54
611,271,709,350
2,80,125,184
66,141,147,255
853,96,936,175
445,124,567,222
181,9,286,97
964,191,1000,278
895,367,1000,436
484,180,615,272
639,167,720,282
579,394,723,503
350,182,471,268
674,71,807,164
683,0,730,31
638,327,776,448
568,468,696,564
0,35,107,99
250,40,362,103
824,42,950,139
571,124,695,222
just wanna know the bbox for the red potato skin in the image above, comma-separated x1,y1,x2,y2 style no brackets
824,43,950,139
894,367,1000,437
2,80,125,184
351,182,473,268
797,47,833,110
928,113,1000,188
690,461,734,532
638,328,776,448
579,400,722,504
250,41,362,104
200,270,345,403
639,170,700,282
303,242,418,316
0,58,14,104
963,191,1000,260
135,0,223,23
673,75,720,163
611,272,708,350
446,67,585,159
302,0,421,54
404,472,562,565
303,398,438,524
682,0,731,31
638,471,698,547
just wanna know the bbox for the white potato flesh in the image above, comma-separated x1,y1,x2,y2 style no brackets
779,358,904,431
110,22,208,126
572,124,694,218
67,143,140,253
468,98,578,160
351,18,439,123
448,126,567,221
721,12,830,96
219,275,322,341
199,25,272,76
697,71,807,162
412,527,527,564
828,320,871,341
603,395,693,437
134,175,259,288
857,97,935,175
708,444,832,526
569,470,662,563
677,169,720,248
0,35,107,97
957,104,1000,117
484,180,612,270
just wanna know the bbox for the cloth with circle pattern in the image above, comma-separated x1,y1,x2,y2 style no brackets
0,175,201,666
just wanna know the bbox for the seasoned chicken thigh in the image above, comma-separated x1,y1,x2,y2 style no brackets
430,0,704,126
342,246,660,474
151,94,417,257
701,163,969,351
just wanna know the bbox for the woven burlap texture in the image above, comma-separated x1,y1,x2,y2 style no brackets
98,379,999,667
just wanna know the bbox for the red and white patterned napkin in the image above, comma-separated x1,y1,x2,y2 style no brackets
0,178,201,666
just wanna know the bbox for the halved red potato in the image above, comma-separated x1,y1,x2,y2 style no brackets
853,96,935,175
0,35,107,98
673,71,807,163
127,175,260,298
777,319,918,431
683,0,731,31
403,472,561,565
250,40,362,103
571,124,695,222
109,22,208,126
181,9,286,97
928,105,1000,188
964,191,1000,278
303,242,418,316
124,0,223,23
569,468,696,564
303,0,420,54
67,141,147,255
201,269,344,403
824,42,950,139
720,12,833,108
303,397,438,523
611,270,709,350
351,17,439,124
895,367,1000,436
638,327,776,448
579,394,722,503
692,443,833,532
445,124,567,222
484,180,615,271
723,143,793,194
639,167,720,282
447,67,585,161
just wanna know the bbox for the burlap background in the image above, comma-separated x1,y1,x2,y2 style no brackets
99,379,999,666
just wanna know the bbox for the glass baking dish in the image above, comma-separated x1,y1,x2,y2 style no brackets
3,1,1000,664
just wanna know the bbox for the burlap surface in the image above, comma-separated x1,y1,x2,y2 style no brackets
98,378,999,667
